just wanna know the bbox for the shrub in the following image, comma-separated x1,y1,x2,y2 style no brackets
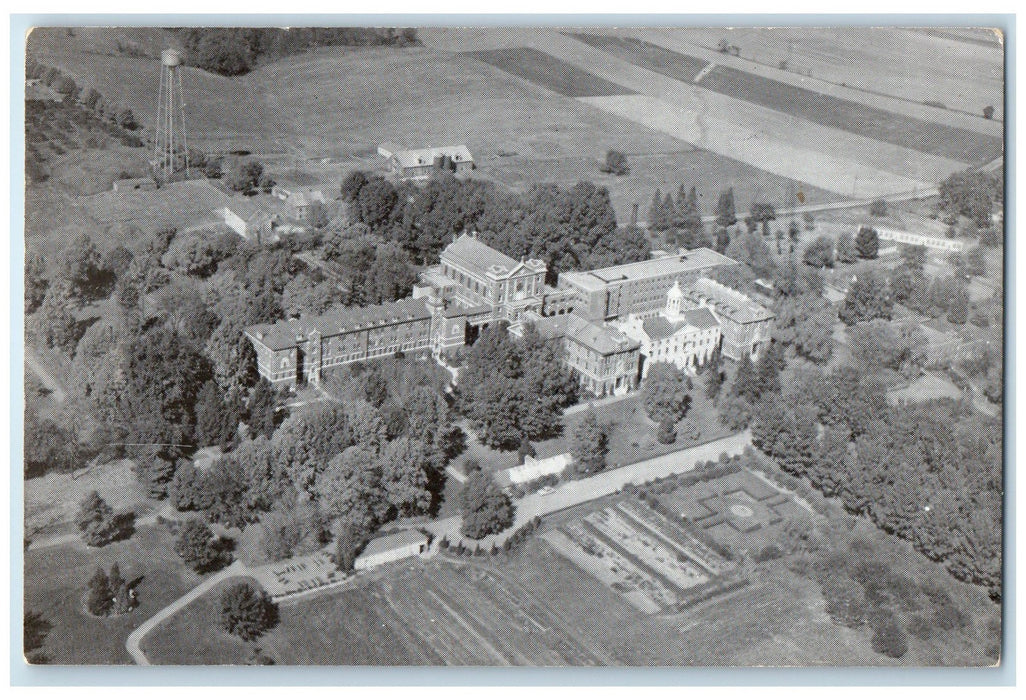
870,199,888,217
871,617,909,658
657,418,677,445
600,149,629,176
175,520,233,573
76,491,135,547
220,583,278,641
983,105,995,120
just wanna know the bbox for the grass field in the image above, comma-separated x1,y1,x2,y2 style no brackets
466,47,637,98
567,32,709,83
24,523,203,665
570,30,1002,162
144,557,610,665
659,27,1005,124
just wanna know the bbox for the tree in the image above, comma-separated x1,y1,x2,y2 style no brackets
249,378,280,440
32,285,79,353
274,401,354,497
571,409,608,477
966,246,987,278
803,235,835,268
947,282,970,325
704,353,724,399
76,491,134,546
870,199,888,217
379,437,433,517
871,617,909,659
259,503,329,561
839,270,892,326
983,105,995,120
835,231,858,264
600,149,629,176
334,521,366,573
855,226,879,260
175,520,232,573
340,170,369,203
715,187,737,228
202,456,256,528
86,566,112,616
316,445,386,532
195,380,236,451
220,583,278,641
357,177,399,229
641,362,691,424
657,417,677,445
24,410,79,478
900,245,927,274
939,169,999,228
229,159,264,193
460,470,515,539
24,610,52,662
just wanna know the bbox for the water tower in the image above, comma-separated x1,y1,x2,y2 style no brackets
152,49,190,181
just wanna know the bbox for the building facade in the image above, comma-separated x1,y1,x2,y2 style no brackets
557,248,738,322
876,227,966,253
245,297,441,387
686,278,775,361
618,281,722,378
519,312,641,397
381,144,474,180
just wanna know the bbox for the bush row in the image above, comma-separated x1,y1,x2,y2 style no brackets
438,516,543,558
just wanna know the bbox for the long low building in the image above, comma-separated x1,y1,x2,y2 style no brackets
245,297,438,387
875,227,966,253
355,530,430,570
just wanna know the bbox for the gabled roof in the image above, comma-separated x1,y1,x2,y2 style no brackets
641,316,685,341
441,233,526,279
246,297,431,351
359,530,429,558
534,314,638,355
690,278,775,324
390,145,474,169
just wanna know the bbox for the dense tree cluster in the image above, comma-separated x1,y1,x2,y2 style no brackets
76,491,135,547
85,562,135,617
750,367,1002,600
570,409,609,477
839,269,892,326
646,185,710,250
938,169,1002,228
340,170,649,280
456,323,578,450
176,28,418,76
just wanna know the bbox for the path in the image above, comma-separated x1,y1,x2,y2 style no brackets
562,391,632,417
425,430,752,549
125,560,247,666
24,346,66,404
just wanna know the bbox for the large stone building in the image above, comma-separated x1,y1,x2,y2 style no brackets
422,232,548,323
685,278,775,361
515,311,641,397
245,297,440,387
557,248,738,322
618,280,722,378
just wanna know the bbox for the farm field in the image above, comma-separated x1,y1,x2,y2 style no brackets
647,27,1005,123
467,47,637,98
143,558,611,665
23,524,204,665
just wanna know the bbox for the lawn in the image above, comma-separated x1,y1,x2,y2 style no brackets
465,47,637,98
23,523,203,665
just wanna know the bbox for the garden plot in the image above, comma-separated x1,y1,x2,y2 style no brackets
615,501,729,577
583,509,709,590
543,526,666,614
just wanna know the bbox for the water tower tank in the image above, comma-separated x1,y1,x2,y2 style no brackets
161,49,183,67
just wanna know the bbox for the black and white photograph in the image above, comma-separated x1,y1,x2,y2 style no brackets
20,21,1006,668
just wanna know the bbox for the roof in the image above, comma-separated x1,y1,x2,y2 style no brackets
503,453,573,485
390,145,474,169
685,307,720,330
441,233,543,279
641,316,685,341
287,189,327,208
534,314,638,355
559,248,737,292
690,278,775,324
246,297,431,351
359,530,429,558
224,197,273,224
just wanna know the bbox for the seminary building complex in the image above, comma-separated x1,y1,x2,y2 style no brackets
245,233,775,396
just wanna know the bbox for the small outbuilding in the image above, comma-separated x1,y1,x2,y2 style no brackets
354,530,430,570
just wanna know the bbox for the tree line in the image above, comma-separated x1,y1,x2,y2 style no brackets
340,170,651,283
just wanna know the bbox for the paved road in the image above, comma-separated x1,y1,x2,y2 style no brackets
125,560,247,666
426,430,751,549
